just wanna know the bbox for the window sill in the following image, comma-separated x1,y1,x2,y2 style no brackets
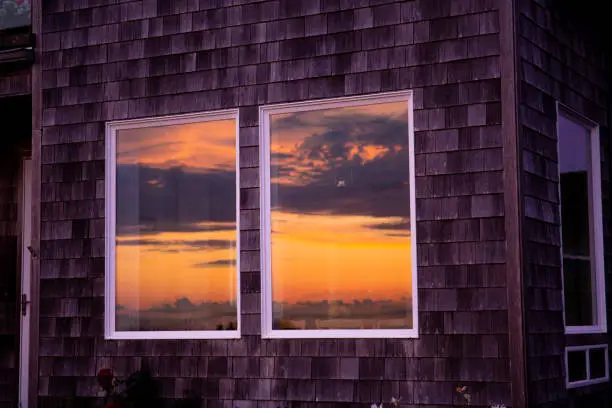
0,46,33,71
262,329,418,339
565,325,607,335
105,330,241,341
567,377,609,389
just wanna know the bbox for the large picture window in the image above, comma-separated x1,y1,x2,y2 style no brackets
260,92,417,338
105,111,240,339
557,105,606,334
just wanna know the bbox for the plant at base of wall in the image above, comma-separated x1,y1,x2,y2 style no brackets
456,386,471,405
371,396,401,408
455,385,507,408
96,367,157,408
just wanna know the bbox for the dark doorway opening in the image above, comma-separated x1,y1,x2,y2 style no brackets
0,94,31,408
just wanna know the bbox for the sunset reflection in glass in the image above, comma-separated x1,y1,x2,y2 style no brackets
267,99,415,332
113,117,238,333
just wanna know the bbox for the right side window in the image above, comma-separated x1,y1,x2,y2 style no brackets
558,107,606,333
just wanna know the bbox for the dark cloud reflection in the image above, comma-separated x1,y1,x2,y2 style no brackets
367,220,411,230
118,222,235,236
270,107,411,220
118,239,235,250
193,259,237,268
116,164,236,235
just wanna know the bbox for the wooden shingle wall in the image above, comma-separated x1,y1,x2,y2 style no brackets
518,0,612,406
40,0,510,406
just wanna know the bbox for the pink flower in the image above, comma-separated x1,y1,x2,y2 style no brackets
97,368,114,391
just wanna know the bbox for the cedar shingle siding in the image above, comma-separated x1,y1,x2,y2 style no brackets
35,0,612,406
518,0,612,406
40,0,508,406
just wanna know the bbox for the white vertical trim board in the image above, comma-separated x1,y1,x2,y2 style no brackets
19,159,32,408
565,344,609,388
259,91,418,339
556,103,607,335
104,110,241,340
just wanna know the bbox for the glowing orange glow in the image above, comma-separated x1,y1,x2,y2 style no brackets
271,212,412,302
114,119,237,319
116,227,236,309
116,120,236,171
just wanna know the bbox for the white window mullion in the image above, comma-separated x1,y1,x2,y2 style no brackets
585,348,591,381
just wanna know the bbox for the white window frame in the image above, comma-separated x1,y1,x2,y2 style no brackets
556,103,607,335
565,344,609,388
259,91,418,339
105,109,241,340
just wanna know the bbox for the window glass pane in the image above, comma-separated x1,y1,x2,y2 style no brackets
114,119,237,332
563,258,593,326
269,100,413,331
558,114,591,257
589,348,607,379
568,350,587,382
0,0,31,30
560,172,590,257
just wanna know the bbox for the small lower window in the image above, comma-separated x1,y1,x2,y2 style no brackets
105,110,240,340
566,345,609,388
